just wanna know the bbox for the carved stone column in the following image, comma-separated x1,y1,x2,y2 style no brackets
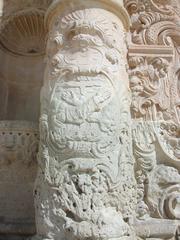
34,1,136,239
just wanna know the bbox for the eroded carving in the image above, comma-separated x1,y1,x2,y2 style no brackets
129,56,172,121
132,120,180,239
0,121,38,236
0,121,38,166
34,5,136,240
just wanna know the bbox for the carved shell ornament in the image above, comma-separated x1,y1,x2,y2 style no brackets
0,10,47,56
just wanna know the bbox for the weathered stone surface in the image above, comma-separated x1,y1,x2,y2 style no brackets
0,2,46,238
0,0,179,239
125,0,180,239
0,121,38,236
34,1,136,239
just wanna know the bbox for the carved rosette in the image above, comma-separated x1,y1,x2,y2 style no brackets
34,1,137,240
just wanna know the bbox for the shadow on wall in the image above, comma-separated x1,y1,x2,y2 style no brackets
0,1,48,121
0,1,51,239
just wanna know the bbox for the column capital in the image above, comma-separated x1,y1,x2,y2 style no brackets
45,0,130,31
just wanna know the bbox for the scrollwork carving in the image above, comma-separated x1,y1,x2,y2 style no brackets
126,0,180,238
129,56,171,121
35,4,136,240
124,0,180,46
132,120,180,238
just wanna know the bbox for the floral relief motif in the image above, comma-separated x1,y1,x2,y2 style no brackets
35,7,136,240
126,1,180,233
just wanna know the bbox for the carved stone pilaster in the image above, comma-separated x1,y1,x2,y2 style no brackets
34,1,137,240
125,1,180,239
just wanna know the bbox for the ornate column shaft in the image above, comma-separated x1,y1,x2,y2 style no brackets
35,1,136,239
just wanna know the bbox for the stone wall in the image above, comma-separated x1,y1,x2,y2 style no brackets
0,0,178,239
0,1,47,238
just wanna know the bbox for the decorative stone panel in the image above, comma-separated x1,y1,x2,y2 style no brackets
125,0,180,239
0,121,38,236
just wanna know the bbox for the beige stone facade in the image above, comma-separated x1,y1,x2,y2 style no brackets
0,0,179,240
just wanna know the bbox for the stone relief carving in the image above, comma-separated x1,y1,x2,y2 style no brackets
128,56,171,121
132,120,180,239
124,0,180,46
0,0,178,239
34,3,136,240
0,121,38,167
125,0,180,123
125,0,180,239
132,120,180,217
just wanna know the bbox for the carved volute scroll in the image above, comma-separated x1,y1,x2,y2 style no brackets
125,1,180,239
34,1,137,239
